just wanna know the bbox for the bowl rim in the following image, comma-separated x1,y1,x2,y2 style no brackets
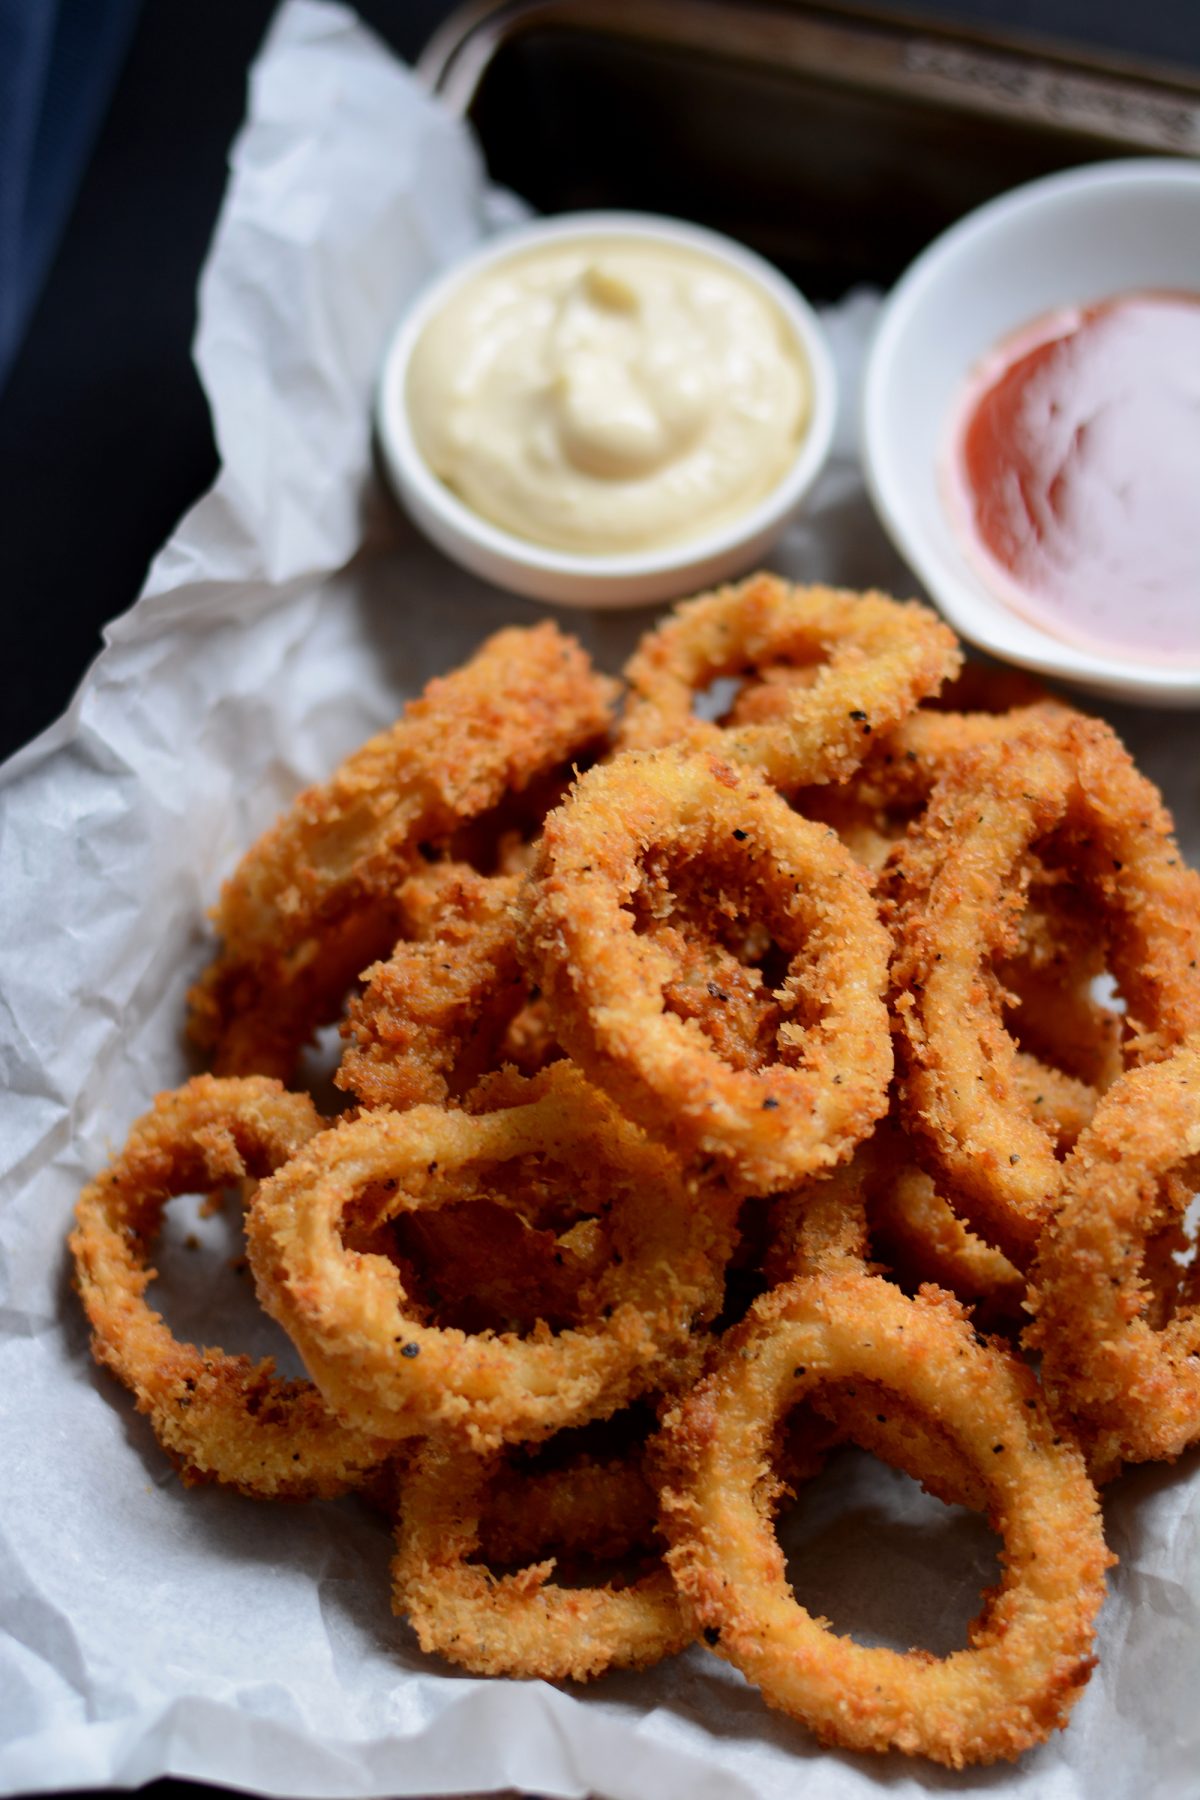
375,208,838,581
861,156,1200,700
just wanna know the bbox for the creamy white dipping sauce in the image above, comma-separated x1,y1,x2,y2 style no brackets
405,239,812,556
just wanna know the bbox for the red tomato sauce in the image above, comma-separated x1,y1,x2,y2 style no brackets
948,292,1200,662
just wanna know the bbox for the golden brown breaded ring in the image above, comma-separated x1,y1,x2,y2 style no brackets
762,1149,875,1283
387,1202,608,1338
70,1075,390,1499
762,1138,1000,1506
889,713,1200,1266
766,1124,1026,1331
1028,1043,1200,1480
478,1449,659,1568
724,656,1049,736
247,1062,736,1449
783,702,1073,874
189,623,617,1079
868,1160,1027,1331
392,1437,690,1681
518,748,892,1195
657,1269,1112,1767
619,573,961,788
336,866,537,1112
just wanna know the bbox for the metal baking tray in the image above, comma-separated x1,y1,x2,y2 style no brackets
418,0,1200,298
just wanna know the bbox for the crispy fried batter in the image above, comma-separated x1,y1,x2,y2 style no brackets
336,866,545,1112
657,1269,1112,1767
189,624,617,1079
517,748,892,1194
70,1076,390,1498
1028,1044,1200,1479
619,573,962,788
393,1435,690,1681
79,579,1200,1767
247,1063,737,1449
868,1160,1027,1331
889,712,1200,1265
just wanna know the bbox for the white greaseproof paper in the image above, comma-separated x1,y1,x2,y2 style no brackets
1,4,1197,1797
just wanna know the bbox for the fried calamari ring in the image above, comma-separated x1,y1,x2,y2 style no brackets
478,1449,658,1567
780,701,1076,875
762,1142,1005,1502
518,750,892,1194
998,866,1125,1100
1008,1054,1107,1155
791,728,1118,1154
739,698,1081,900
770,1130,1021,1332
657,1269,1111,1767
618,573,961,788
763,1152,874,1283
765,1125,1026,1331
189,624,617,1079
1028,1044,1200,1480
723,656,1048,739
868,1161,1027,1331
890,714,1200,1265
336,866,541,1112
247,1063,735,1449
70,1076,389,1499
392,1436,690,1681
924,661,1056,716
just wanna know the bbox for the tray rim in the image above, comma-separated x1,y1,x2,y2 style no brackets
416,0,1200,159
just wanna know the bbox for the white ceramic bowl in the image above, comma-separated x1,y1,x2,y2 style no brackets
863,159,1200,706
376,211,837,608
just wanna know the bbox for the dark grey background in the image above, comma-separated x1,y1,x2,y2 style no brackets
0,1,444,760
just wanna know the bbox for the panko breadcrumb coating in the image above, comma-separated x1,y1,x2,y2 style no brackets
189,623,617,1079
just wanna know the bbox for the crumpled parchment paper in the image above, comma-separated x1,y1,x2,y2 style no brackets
1,4,1197,1797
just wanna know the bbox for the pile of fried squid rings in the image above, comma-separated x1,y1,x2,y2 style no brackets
71,575,1200,1769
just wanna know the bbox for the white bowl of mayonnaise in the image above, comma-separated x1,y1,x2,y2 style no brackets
376,211,837,607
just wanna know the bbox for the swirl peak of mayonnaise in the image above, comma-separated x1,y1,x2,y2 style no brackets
405,239,812,556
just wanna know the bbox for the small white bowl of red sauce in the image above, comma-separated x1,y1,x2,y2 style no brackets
863,160,1200,705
